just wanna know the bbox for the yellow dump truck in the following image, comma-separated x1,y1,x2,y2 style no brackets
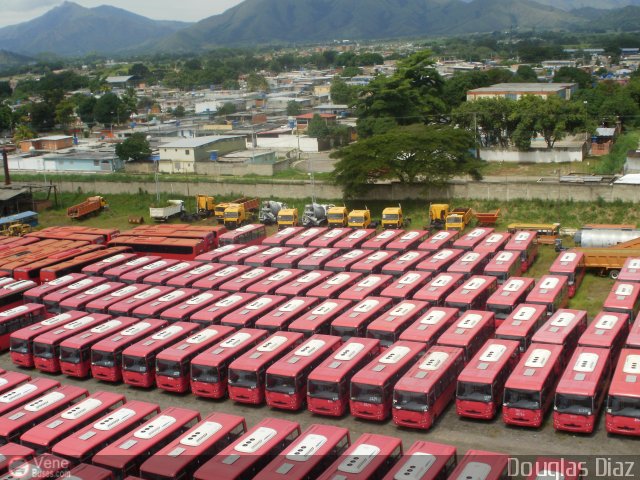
223,198,260,229
277,208,299,230
348,209,372,229
445,207,473,231
327,206,349,228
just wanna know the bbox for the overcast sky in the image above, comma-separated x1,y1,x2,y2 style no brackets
0,0,245,28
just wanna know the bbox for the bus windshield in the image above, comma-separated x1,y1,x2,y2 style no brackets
229,369,259,389
59,347,81,364
555,394,593,415
266,374,296,395
351,383,383,404
488,304,514,318
91,350,115,367
393,390,428,412
457,382,492,402
504,388,540,410
367,331,395,346
191,364,219,384
308,380,340,400
33,342,55,359
607,396,640,418
10,338,29,354
156,359,183,378
122,355,149,373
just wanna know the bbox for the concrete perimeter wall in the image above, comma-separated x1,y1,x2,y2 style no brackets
51,177,639,203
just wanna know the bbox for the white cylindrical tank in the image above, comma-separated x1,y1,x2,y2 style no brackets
574,229,640,248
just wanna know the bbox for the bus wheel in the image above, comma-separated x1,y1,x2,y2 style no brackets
609,269,620,280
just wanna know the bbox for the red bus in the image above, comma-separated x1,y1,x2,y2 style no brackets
297,247,342,271
399,306,459,347
228,331,304,404
380,271,431,300
317,433,402,480
330,297,392,340
84,284,151,314
131,288,200,319
246,269,304,295
417,230,459,252
59,281,125,312
194,244,243,263
102,256,161,281
495,304,548,354
288,299,352,337
0,372,31,396
166,263,227,288
20,391,126,454
51,401,160,463
504,230,538,273
381,251,429,277
139,413,246,480
474,232,511,254
218,224,267,246
553,346,612,433
63,464,114,480
275,270,333,297
190,293,257,326
190,329,268,399
361,229,404,250
39,247,131,283
120,259,181,284
193,418,301,480
338,274,393,302
0,385,88,445
218,267,277,293
453,227,494,251
220,245,272,266
324,249,368,272
392,345,465,429
265,334,341,410
10,310,87,368
618,257,640,283
0,280,40,310
446,251,491,279
262,227,304,247
0,443,34,475
306,272,362,299
107,236,208,261
108,286,173,317
525,457,585,480
483,250,521,284
333,228,376,250
254,296,319,333
1,453,71,480
627,314,640,348
159,291,227,323
606,348,640,436
23,273,86,304
531,309,588,363
447,450,510,480
486,277,536,325
33,314,111,373
307,338,381,417
81,252,137,276
14,245,105,282
254,424,350,480
525,275,570,316
59,317,141,378
436,310,496,362
503,343,565,427
141,261,201,285
386,230,429,252
366,300,429,348
579,311,628,356
191,265,251,291
122,322,201,388
92,407,200,479
155,325,234,393
91,319,168,382
603,282,640,320
221,295,287,329
243,246,291,267
270,247,316,269
0,303,47,353
382,440,457,480
350,251,397,275
413,273,465,306
416,249,463,275
286,227,328,248
308,227,351,248
350,340,425,421
549,250,586,298
456,339,520,420
444,275,498,313
0,379,61,417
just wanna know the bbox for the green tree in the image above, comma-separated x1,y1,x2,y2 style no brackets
246,73,269,92
453,97,518,148
553,67,593,89
77,96,97,125
0,82,11,99
514,65,538,82
30,101,56,131
341,66,362,77
330,77,357,105
307,114,330,138
173,105,186,118
93,93,122,126
128,63,150,78
216,102,237,116
115,132,151,162
55,98,75,129
0,105,12,131
332,124,482,197
286,101,302,116
13,124,36,143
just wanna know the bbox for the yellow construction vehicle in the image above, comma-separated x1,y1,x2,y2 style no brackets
277,208,299,230
223,198,260,229
196,195,215,218
8,224,32,236
429,204,449,230
348,208,372,229
327,206,349,228
445,207,473,231
382,205,410,229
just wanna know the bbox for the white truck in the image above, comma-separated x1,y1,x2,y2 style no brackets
149,200,185,222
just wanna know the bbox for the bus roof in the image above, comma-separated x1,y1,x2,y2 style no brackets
122,322,200,358
393,345,464,394
156,325,235,363
505,343,564,391
266,335,341,378
58,317,142,351
191,329,268,368
308,338,381,384
579,311,629,349
382,440,456,480
609,349,640,398
457,339,520,384
531,309,587,345
555,346,610,397
90,319,168,353
618,257,640,283
229,332,304,372
351,341,425,386
549,250,585,274
448,450,509,480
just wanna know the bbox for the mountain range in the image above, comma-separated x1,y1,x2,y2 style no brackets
1,0,640,57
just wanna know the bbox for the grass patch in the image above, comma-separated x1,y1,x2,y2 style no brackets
594,130,640,174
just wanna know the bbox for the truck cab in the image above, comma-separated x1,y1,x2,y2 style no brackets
223,204,245,229
429,204,450,230
327,206,349,228
348,209,372,229
277,208,299,230
381,207,405,229
445,207,473,231
196,195,215,217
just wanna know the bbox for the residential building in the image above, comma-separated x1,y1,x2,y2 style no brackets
158,135,245,173
19,136,74,153
466,83,577,101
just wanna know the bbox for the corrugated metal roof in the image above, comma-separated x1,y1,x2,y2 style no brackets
159,135,243,149
0,188,29,202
